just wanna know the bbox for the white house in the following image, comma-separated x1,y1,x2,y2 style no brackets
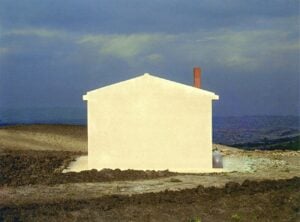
83,68,219,172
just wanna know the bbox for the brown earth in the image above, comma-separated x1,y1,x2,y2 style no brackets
0,124,299,221
1,177,299,222
0,150,176,187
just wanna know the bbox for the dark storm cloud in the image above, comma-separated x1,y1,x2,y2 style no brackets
0,0,299,119
0,0,298,33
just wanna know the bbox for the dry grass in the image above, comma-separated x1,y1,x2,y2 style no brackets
0,124,87,152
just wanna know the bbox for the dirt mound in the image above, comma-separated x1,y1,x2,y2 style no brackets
1,177,299,222
0,150,79,186
0,150,176,187
49,169,176,185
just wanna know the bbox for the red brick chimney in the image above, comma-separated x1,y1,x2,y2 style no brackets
193,67,201,88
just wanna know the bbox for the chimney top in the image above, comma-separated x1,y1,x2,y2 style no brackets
193,67,201,88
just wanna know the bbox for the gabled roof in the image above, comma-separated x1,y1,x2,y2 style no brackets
83,73,219,100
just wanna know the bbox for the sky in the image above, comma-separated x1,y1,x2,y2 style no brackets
0,0,299,123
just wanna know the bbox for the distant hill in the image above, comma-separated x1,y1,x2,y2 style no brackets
213,116,300,146
231,135,300,151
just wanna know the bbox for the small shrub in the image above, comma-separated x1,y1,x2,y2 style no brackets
188,216,201,222
231,213,241,221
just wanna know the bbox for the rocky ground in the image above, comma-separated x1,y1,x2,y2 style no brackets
0,125,299,221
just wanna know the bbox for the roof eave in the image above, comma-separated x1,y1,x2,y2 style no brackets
213,94,219,100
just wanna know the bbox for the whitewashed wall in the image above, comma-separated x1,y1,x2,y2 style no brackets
84,74,218,172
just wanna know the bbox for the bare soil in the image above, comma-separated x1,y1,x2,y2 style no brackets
0,150,176,187
0,125,299,221
1,177,299,222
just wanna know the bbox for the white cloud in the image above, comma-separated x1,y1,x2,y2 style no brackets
3,26,297,72
4,28,66,38
174,29,299,71
77,33,174,61
75,29,299,71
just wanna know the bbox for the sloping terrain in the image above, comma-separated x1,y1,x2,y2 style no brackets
0,125,299,221
232,135,300,151
0,124,87,152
